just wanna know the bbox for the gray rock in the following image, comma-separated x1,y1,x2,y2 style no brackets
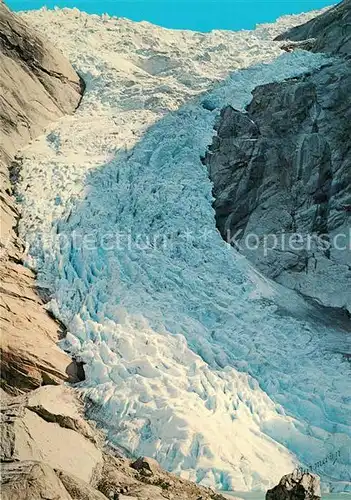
266,470,321,500
205,58,351,311
205,0,351,314
275,0,351,54
0,387,103,483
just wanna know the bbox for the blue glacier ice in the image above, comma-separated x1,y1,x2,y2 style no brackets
17,8,350,491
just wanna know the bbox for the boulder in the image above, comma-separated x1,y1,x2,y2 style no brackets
0,387,103,483
55,469,108,500
130,456,160,476
266,470,321,500
0,461,73,500
26,384,96,441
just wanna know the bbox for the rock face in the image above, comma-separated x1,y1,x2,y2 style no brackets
0,0,83,165
275,0,351,55
0,0,83,394
266,471,321,500
0,386,227,500
1,461,73,500
204,5,351,311
25,384,96,440
0,260,81,394
1,389,103,483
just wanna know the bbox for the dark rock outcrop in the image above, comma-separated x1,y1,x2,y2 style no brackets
275,0,351,55
130,456,160,476
0,0,83,394
204,4,351,311
266,470,321,500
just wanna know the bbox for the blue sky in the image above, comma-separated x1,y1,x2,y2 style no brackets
8,0,333,31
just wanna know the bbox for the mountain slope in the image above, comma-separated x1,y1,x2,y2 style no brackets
205,57,351,312
0,0,83,393
14,6,351,492
275,0,351,54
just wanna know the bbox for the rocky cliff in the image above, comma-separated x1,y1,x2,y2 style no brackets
204,0,351,312
0,0,83,164
275,0,351,54
0,0,83,393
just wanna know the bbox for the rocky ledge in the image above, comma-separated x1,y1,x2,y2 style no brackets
204,0,351,312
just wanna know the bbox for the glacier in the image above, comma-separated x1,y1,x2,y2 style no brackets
17,7,350,492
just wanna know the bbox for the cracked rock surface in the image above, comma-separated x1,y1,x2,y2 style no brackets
1,461,73,500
